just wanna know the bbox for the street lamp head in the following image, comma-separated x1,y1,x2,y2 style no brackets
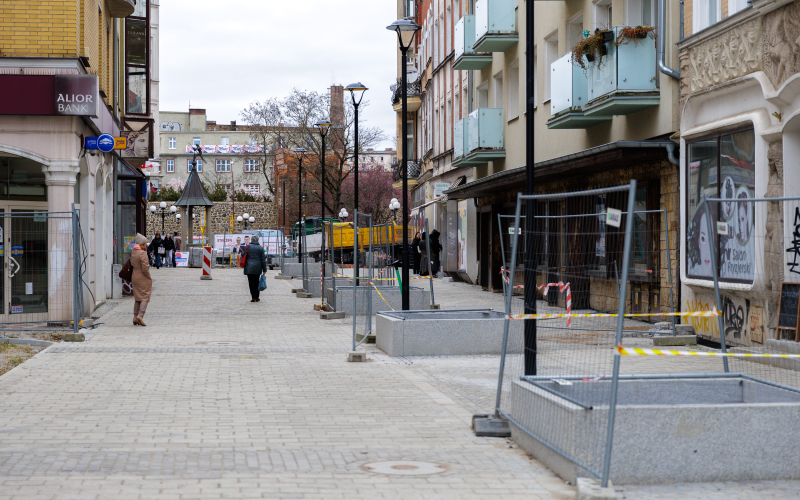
390,197,398,205
387,18,420,50
345,82,369,106
242,213,249,219
293,147,307,155
176,213,181,220
149,205,156,213
392,200,401,210
170,205,177,213
159,201,167,209
237,216,243,222
248,216,255,223
314,118,332,137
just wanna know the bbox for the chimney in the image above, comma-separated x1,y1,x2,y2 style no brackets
231,120,237,130
330,85,345,151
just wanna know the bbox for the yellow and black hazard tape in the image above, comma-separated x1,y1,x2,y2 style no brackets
617,346,800,359
506,309,721,320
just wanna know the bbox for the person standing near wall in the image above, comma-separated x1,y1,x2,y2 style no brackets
430,229,442,276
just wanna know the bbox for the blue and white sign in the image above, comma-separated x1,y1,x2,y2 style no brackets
84,137,99,150
97,134,115,153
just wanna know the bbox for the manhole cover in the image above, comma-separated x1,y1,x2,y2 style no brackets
195,341,252,346
359,460,450,476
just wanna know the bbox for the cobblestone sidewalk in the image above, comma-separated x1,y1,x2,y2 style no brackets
0,268,573,500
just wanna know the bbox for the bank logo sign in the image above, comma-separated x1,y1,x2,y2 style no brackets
54,75,98,117
97,134,115,153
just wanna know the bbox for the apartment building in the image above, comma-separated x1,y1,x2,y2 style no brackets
156,109,279,197
359,148,397,171
677,0,800,345
0,0,159,318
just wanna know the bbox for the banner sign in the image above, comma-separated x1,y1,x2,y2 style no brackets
213,233,282,255
175,252,189,267
185,145,265,154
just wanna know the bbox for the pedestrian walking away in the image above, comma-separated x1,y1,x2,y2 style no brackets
149,232,164,269
163,234,175,268
173,232,180,266
131,233,152,326
242,234,267,302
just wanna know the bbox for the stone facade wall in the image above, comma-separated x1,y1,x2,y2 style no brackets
765,142,785,332
146,202,278,238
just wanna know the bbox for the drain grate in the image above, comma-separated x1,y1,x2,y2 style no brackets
359,460,450,476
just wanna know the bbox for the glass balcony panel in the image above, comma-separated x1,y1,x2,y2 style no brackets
468,108,503,152
473,0,518,52
454,16,493,70
454,119,466,159
585,26,659,116
550,53,589,116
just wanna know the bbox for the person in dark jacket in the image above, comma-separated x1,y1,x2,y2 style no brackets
243,234,267,302
162,234,175,268
411,232,421,275
430,229,443,276
148,232,164,269
418,231,429,276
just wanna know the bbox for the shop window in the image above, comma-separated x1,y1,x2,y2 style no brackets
686,127,755,283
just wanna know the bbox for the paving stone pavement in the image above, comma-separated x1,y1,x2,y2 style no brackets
2,269,800,499
0,268,573,500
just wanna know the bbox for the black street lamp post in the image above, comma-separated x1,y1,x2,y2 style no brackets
346,83,367,287
150,201,177,234
315,118,332,294
387,17,420,311
294,147,307,255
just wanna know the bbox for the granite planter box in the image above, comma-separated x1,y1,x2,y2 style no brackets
281,262,333,278
376,309,514,356
330,285,430,315
508,377,800,485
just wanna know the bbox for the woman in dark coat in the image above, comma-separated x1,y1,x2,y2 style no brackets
411,232,421,275
162,235,175,268
243,234,267,302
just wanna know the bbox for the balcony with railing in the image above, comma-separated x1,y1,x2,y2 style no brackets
391,160,423,188
454,16,493,71
390,78,422,113
473,0,519,53
583,26,660,117
453,108,505,167
546,53,613,129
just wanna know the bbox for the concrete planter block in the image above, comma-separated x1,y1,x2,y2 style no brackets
281,262,333,278
63,333,85,342
112,264,123,299
330,286,430,315
188,247,217,268
653,334,697,346
376,309,514,356
509,377,800,485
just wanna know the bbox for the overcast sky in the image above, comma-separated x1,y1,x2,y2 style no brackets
159,0,399,149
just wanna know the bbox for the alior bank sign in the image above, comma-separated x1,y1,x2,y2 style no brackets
0,74,98,117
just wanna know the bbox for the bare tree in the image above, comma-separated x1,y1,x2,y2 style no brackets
239,98,291,197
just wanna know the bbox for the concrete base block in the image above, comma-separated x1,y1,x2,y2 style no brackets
675,324,696,336
473,417,511,437
200,276,212,280
291,288,305,293
80,318,94,328
274,275,293,280
321,311,346,320
653,334,697,346
328,285,430,315
63,333,85,342
296,292,313,298
112,264,122,299
577,478,616,500
348,351,366,362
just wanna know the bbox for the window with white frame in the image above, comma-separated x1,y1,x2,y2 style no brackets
508,61,520,120
543,31,558,102
728,0,748,16
157,162,162,173
627,0,655,27
568,12,584,48
166,159,174,173
169,137,176,149
193,137,201,146
216,159,231,172
445,6,451,55
188,159,203,172
249,137,257,146
221,137,229,146
494,71,504,109
693,0,720,31
244,184,260,194
244,159,259,172
222,184,231,192
477,81,489,108
446,99,452,150
594,0,613,31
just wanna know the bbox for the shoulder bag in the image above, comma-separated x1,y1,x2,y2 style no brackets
239,244,250,268
119,259,133,282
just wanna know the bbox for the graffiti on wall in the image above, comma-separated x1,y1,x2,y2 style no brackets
160,121,183,132
685,294,764,344
786,207,800,275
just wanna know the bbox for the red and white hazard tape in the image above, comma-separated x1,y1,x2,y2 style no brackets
538,282,572,326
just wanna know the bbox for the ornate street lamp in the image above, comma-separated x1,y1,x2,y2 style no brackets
150,201,177,234
315,118,333,292
237,213,255,230
387,17,420,311
345,83,368,210
389,197,401,222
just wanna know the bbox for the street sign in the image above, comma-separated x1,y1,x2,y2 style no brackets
113,137,127,150
84,137,98,149
97,134,115,153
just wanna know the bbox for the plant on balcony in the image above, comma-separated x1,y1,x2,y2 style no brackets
615,26,657,46
571,29,611,71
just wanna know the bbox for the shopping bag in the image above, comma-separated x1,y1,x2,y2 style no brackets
258,274,267,292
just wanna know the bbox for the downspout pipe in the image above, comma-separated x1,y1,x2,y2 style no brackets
658,0,680,80
665,143,679,166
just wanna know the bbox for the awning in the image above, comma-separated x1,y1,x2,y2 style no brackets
443,166,526,200
440,175,466,202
